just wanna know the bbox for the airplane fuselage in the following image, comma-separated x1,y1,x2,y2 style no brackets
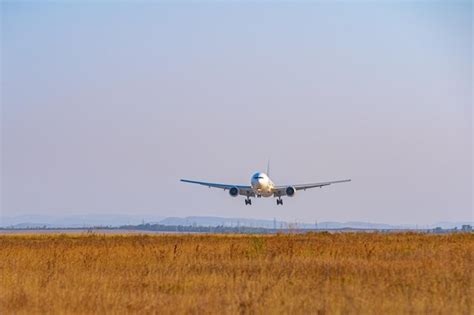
250,172,274,197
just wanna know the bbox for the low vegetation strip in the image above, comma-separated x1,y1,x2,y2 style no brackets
0,233,472,314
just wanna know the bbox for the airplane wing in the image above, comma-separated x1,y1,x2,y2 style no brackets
273,179,351,196
180,179,255,196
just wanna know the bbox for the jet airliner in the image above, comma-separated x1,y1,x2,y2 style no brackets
181,167,350,205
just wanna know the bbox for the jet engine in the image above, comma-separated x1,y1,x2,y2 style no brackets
286,186,296,197
229,186,239,197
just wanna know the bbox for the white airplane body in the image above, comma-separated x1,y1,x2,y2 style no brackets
181,169,350,205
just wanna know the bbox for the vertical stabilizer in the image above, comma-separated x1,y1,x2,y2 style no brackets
266,159,270,176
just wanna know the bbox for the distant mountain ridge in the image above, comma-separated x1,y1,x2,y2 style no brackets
1,214,472,230
0,214,165,228
158,216,396,229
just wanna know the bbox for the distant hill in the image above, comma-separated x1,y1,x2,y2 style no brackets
0,214,165,228
158,216,402,229
159,216,280,228
1,214,472,230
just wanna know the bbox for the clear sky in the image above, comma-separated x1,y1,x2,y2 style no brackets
1,1,472,224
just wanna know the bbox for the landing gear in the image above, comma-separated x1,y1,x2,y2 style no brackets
245,198,252,205
276,198,283,205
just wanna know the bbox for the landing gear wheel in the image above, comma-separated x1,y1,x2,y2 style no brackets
245,198,252,205
276,198,283,205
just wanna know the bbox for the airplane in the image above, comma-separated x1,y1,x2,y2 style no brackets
180,164,350,205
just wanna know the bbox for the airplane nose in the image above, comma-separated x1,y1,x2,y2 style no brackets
252,178,262,188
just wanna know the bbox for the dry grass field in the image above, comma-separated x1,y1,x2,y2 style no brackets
0,233,472,314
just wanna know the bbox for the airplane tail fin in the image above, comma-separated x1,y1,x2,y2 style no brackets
266,159,270,176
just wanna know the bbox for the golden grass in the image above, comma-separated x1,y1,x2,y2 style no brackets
0,233,472,314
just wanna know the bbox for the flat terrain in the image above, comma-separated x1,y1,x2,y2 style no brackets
0,233,472,314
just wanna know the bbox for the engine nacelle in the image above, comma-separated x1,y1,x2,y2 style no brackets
286,186,296,197
229,186,239,197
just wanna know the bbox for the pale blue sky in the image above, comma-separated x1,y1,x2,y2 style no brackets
1,1,472,224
